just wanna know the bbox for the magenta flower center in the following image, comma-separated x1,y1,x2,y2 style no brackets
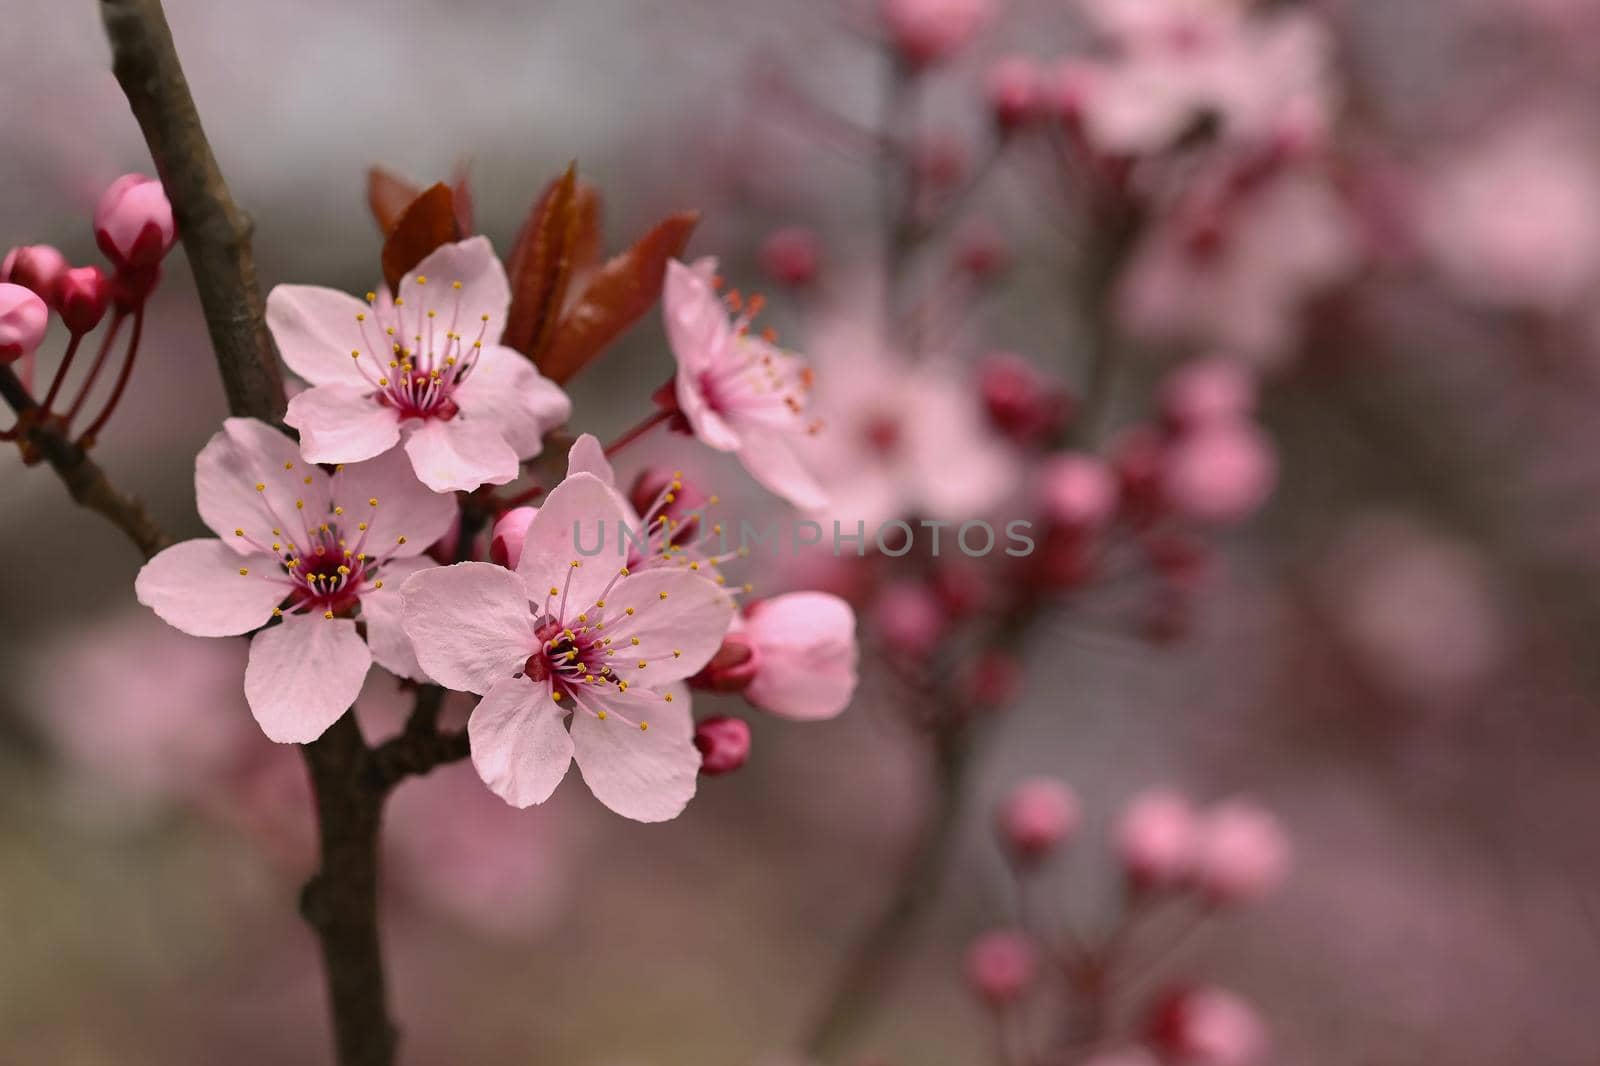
349,275,492,420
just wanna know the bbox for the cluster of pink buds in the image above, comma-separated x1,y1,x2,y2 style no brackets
2,173,175,452
966,777,1290,1065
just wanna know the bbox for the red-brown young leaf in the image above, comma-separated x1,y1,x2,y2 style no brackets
503,164,580,357
568,184,604,287
380,183,461,294
451,158,476,235
367,167,422,237
538,211,700,385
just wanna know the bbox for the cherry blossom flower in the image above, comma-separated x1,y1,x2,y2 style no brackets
965,930,1038,1007
269,236,571,492
663,257,828,510
800,313,1017,528
400,472,736,821
135,418,456,743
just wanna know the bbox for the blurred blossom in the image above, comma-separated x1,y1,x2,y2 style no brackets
1116,787,1200,889
1193,798,1291,905
1081,1050,1161,1066
385,761,571,937
1148,986,1268,1065
1,243,69,302
872,579,949,659
964,929,1037,1006
881,0,996,66
997,776,1081,862
0,281,49,363
1036,452,1119,532
23,610,254,819
1160,419,1277,525
759,226,822,288
1159,356,1257,430
1316,516,1509,708
1119,172,1361,364
801,312,1017,528
1419,117,1600,314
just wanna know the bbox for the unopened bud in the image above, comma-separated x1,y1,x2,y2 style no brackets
694,715,751,776
955,221,1010,280
690,634,761,693
1161,420,1277,526
489,507,538,569
1116,787,1199,890
55,266,111,334
628,466,709,542
882,0,995,67
1,244,69,302
987,56,1042,131
1161,357,1257,431
1148,986,1268,1066
1193,800,1291,905
759,226,822,288
872,580,947,658
1037,453,1118,532
965,930,1037,1007
0,282,49,365
979,350,1073,444
94,174,176,270
997,776,1080,862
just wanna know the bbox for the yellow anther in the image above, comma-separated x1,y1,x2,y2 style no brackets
624,607,635,616
238,568,249,576
394,297,405,307
618,681,629,692
366,291,376,303
578,614,588,623
427,310,436,319
358,523,368,532
337,565,351,575
548,586,560,597
452,281,462,289
304,475,313,485
689,562,700,571
234,528,244,537
295,499,305,510
373,580,383,589
324,610,334,620
272,543,281,551
630,637,641,646
334,506,344,516
637,660,647,669
640,720,651,729
255,482,266,492
369,497,379,507
397,535,407,545
570,560,581,568
620,567,630,576
596,600,606,608
552,691,563,702
672,649,682,658
272,608,283,617
596,709,606,719
352,350,362,358
659,591,669,600
416,275,427,285
480,313,489,322
378,377,389,386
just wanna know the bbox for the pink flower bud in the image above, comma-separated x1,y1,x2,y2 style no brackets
0,283,49,365
998,776,1080,861
1116,787,1199,890
913,132,970,191
490,507,538,569
979,349,1073,444
55,266,110,334
1161,358,1257,431
965,930,1037,1007
693,715,752,776
759,226,822,288
1,244,69,302
933,559,993,618
1193,800,1290,905
882,0,995,67
1047,60,1101,125
987,56,1042,130
1161,421,1277,526
94,174,176,270
628,466,709,542
1110,424,1168,524
1037,453,1118,531
690,633,761,693
956,649,1022,712
1148,986,1268,1066
872,580,947,658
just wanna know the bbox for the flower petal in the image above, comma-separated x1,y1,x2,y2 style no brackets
515,472,634,610
360,556,435,682
468,676,574,808
736,428,829,510
601,569,735,684
663,258,732,377
569,681,697,822
286,383,402,466
402,236,511,344
565,432,615,485
330,448,457,558
196,417,331,553
136,539,285,637
452,343,571,458
244,615,372,743
266,284,373,388
402,416,520,493
743,592,858,720
400,562,535,695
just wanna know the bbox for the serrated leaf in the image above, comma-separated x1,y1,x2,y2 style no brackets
538,210,699,384
380,183,461,294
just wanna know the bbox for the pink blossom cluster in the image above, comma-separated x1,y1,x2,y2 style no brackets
967,777,1291,1064
134,234,860,823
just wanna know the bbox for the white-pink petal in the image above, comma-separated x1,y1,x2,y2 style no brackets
568,682,697,822
135,539,284,637
265,283,374,388
360,556,434,682
195,417,329,551
285,383,402,465
467,676,574,808
565,432,615,485
452,344,571,458
244,615,372,743
402,416,521,493
402,236,512,344
736,429,829,510
400,562,536,695
515,472,634,610
329,448,457,559
603,568,735,685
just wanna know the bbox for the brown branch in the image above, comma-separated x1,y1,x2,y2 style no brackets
1,365,174,559
99,0,286,425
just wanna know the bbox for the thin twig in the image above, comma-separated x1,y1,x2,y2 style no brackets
1,365,174,559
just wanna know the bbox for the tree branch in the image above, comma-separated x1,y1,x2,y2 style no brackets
1,365,174,559
98,0,286,424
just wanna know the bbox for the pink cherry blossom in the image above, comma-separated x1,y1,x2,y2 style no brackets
134,418,457,743
693,715,752,775
93,173,176,270
1,243,69,301
735,591,859,721
1193,799,1292,904
1161,419,1277,525
663,257,828,510
1037,453,1119,532
1116,786,1200,888
0,282,48,363
800,312,1018,528
1160,356,1257,429
269,236,572,492
400,472,736,821
1149,986,1268,1065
